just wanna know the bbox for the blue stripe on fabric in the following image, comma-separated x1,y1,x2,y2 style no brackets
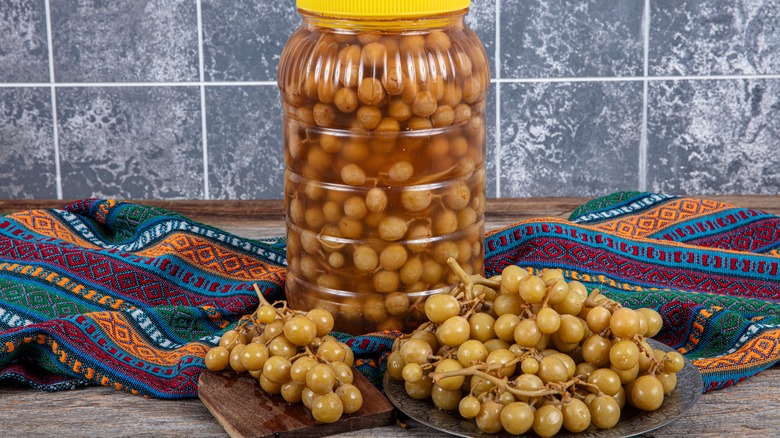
53,210,287,265
486,222,780,283
647,209,775,242
572,193,677,224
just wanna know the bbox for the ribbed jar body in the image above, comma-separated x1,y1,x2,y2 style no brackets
278,10,489,334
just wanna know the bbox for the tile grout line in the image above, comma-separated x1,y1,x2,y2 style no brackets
2,74,780,89
639,0,650,192
196,0,210,200
494,0,502,198
44,0,62,200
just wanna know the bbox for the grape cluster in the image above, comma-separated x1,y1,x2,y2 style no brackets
387,259,682,437
204,287,362,424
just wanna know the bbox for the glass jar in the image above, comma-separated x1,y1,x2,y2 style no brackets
279,0,489,334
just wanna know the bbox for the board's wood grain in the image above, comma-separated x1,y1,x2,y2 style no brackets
1,196,780,437
198,369,394,438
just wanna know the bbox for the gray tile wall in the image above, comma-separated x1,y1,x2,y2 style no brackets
0,0,778,200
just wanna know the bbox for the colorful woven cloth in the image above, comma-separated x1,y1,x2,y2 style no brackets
1,193,779,397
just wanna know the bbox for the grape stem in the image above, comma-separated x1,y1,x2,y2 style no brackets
430,366,577,399
447,258,500,301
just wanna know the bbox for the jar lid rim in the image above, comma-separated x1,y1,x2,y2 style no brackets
296,0,470,18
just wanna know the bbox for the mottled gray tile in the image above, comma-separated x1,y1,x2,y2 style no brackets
650,0,780,76
499,82,642,197
0,88,55,198
648,79,780,195
57,87,203,199
201,0,299,82
206,86,284,199
465,0,497,79
0,0,49,83
501,0,644,78
51,0,198,82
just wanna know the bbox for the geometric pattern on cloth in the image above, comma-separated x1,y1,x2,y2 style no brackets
3,193,780,397
487,191,780,393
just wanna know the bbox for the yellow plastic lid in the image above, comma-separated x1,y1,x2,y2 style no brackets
296,0,471,18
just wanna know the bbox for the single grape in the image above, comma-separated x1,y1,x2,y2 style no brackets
547,280,569,305
311,392,343,424
538,356,568,384
340,342,355,367
514,318,543,348
330,361,354,385
457,339,488,367
475,400,503,434
536,307,561,334
264,319,285,340
317,340,347,363
519,276,546,304
402,363,423,383
431,384,461,411
556,314,585,344
307,308,335,337
434,358,465,390
663,351,685,373
205,346,230,371
400,338,433,365
468,312,496,343
306,363,336,394
610,339,640,371
638,308,663,337
262,356,292,384
229,344,247,372
493,293,523,316
290,356,318,383
586,306,611,333
268,335,297,359
630,375,665,411
589,395,621,429
404,375,433,400
588,368,622,396
219,329,245,351
581,334,611,367
610,308,640,338
257,305,278,324
459,395,482,419
424,294,461,324
437,316,470,347
521,357,540,375
500,402,534,435
533,404,563,438
486,349,517,378
550,353,576,379
281,381,305,403
336,383,363,414
657,372,678,394
494,314,521,342
387,351,405,380
302,387,318,409
239,342,269,372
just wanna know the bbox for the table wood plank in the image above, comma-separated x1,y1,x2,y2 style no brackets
1,196,779,437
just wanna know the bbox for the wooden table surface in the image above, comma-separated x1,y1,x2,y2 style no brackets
1,196,779,437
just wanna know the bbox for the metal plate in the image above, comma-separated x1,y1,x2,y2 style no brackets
384,339,703,438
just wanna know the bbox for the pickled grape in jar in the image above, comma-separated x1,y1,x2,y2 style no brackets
279,0,488,334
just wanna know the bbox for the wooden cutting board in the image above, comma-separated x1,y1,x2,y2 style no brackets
198,369,395,438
